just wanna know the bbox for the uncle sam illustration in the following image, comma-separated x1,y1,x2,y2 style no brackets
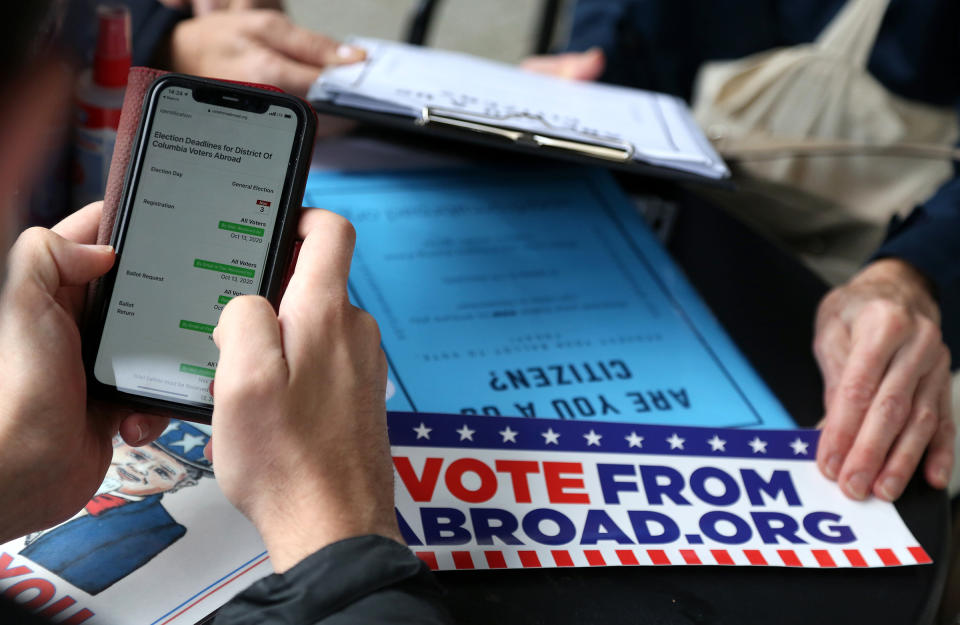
20,421,212,595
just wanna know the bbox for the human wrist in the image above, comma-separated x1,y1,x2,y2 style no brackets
240,486,403,573
0,413,37,541
255,507,404,573
851,258,940,322
155,20,190,71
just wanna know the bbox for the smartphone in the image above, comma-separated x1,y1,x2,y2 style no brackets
84,74,316,423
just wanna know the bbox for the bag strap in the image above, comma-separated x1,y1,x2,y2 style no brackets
716,136,960,163
815,0,892,68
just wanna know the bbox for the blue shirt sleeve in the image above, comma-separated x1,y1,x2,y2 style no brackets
564,0,782,100
874,178,960,360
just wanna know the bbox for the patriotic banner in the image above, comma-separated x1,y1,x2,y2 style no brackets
0,414,932,624
390,412,931,570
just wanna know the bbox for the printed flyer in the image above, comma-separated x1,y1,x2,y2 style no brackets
0,416,929,624
389,413,928,571
304,167,794,429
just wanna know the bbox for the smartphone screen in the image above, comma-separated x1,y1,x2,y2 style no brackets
93,82,301,407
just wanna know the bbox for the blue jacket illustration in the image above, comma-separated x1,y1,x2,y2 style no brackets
20,495,185,595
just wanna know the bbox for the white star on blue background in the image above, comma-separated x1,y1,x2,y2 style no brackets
707,434,726,452
748,436,768,454
413,422,432,440
394,416,817,465
789,437,809,455
499,426,518,443
541,428,560,445
456,424,476,441
170,433,205,454
666,433,685,450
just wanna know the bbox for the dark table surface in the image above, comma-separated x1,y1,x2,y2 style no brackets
435,177,951,625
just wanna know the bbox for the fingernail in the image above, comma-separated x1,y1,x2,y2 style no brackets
135,423,146,444
336,44,363,61
823,454,841,480
878,476,902,501
844,472,870,499
85,244,114,254
934,465,950,487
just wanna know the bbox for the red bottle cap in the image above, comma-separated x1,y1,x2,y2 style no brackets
92,4,131,88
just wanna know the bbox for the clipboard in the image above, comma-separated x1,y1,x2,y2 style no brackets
309,99,734,187
309,37,731,184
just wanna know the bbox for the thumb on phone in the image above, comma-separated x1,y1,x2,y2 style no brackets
5,228,114,306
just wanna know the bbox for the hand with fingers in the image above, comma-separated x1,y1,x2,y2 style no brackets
158,0,285,15
208,209,400,573
165,9,365,97
520,47,606,81
814,258,954,501
0,202,169,543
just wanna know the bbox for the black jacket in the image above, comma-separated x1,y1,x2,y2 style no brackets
213,536,453,624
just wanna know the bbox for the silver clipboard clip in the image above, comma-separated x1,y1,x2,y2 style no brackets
417,106,635,163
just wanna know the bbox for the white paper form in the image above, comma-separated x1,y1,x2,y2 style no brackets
309,38,729,179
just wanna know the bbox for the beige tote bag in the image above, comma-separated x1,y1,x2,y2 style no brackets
691,0,959,284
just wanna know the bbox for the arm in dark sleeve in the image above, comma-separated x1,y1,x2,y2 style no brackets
61,0,189,67
564,0,674,93
564,0,781,99
874,176,960,361
564,0,630,57
213,535,453,625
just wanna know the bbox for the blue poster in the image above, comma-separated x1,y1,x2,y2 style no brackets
305,167,794,429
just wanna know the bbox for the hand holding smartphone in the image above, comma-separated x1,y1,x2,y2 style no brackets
84,74,316,422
